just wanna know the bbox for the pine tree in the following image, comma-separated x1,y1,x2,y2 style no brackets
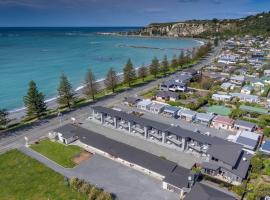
171,54,178,69
105,67,118,93
123,58,136,87
161,55,169,75
84,69,98,100
138,65,148,81
57,73,75,109
149,57,159,78
23,80,47,118
178,51,185,68
0,109,9,127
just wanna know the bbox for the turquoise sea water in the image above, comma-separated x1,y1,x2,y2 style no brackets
0,27,200,111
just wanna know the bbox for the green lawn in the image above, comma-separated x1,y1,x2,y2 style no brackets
0,150,88,200
31,139,82,168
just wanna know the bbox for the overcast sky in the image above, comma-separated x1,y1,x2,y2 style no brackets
0,0,269,27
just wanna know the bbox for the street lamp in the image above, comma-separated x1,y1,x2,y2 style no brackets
57,112,63,127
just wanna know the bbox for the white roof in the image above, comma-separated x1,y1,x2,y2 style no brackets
137,99,152,106
239,130,260,140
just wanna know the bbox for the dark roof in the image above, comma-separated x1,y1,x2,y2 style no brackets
156,91,179,99
261,140,270,152
124,97,141,104
54,124,77,138
185,183,237,200
207,144,243,167
57,124,191,188
236,136,257,150
234,119,256,129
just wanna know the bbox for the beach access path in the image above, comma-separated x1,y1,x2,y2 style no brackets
0,43,223,154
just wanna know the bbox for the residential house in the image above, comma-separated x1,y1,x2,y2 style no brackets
230,93,260,103
241,85,253,95
179,110,197,122
137,99,152,111
212,94,232,102
212,116,235,131
156,91,179,102
234,130,260,151
264,69,270,77
230,75,245,86
160,80,187,92
195,113,215,126
123,97,141,107
251,79,265,93
221,82,235,91
234,119,256,132
260,140,270,155
150,102,166,114
163,106,180,118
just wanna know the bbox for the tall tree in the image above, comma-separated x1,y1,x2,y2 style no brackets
105,67,118,93
84,69,98,100
171,54,178,69
149,57,159,78
178,51,185,68
0,109,9,128
24,80,47,118
57,73,75,109
123,58,136,87
138,65,148,81
161,55,169,75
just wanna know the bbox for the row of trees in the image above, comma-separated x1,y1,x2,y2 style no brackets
0,43,212,126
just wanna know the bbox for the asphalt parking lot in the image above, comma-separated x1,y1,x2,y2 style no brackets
72,154,178,200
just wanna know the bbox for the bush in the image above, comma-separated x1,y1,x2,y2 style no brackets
88,187,101,200
79,182,92,194
232,183,246,197
246,192,256,200
263,127,270,137
69,177,81,190
251,156,263,173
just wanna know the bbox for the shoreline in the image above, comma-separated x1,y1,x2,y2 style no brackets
8,36,205,118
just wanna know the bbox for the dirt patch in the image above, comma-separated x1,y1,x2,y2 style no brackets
72,150,93,165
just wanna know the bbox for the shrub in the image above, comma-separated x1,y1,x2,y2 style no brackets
69,177,80,190
251,156,263,173
88,187,101,200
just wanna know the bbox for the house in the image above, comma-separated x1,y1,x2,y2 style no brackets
137,99,152,111
230,93,260,103
241,85,253,95
264,69,270,77
179,110,197,122
234,130,260,151
202,144,251,184
261,76,270,85
212,94,232,102
195,113,215,126
123,97,141,107
184,183,237,200
234,119,256,132
174,74,192,84
150,102,166,114
160,80,187,92
212,116,235,131
181,68,198,79
221,82,235,91
251,80,265,93
230,75,245,86
260,140,270,154
54,124,79,144
156,91,179,102
163,106,180,118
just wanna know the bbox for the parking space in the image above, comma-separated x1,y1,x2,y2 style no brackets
72,154,178,200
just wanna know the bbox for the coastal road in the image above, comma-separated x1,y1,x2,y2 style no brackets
0,44,223,154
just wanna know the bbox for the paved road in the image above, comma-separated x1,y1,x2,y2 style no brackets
0,44,222,154
19,146,178,200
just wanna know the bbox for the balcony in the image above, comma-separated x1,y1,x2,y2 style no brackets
148,130,162,140
166,135,182,146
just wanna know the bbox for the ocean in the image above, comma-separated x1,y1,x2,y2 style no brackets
0,27,201,111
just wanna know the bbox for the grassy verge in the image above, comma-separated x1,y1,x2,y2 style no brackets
31,139,82,168
0,150,88,200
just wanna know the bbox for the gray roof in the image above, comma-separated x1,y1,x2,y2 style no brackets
207,144,243,167
185,183,237,200
196,113,215,122
156,91,179,99
54,124,77,139
57,124,191,188
235,136,257,150
234,119,256,129
164,106,180,113
179,110,197,117
124,97,141,105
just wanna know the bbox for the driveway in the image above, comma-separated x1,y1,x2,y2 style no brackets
19,146,178,200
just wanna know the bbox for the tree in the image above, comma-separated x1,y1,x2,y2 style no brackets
138,65,148,81
230,108,245,119
123,58,136,87
0,109,9,128
149,57,159,78
84,69,98,100
161,55,169,75
171,54,178,69
57,73,75,109
251,156,263,173
263,127,270,137
23,80,47,118
105,67,118,93
258,114,270,128
178,51,185,68
255,184,270,199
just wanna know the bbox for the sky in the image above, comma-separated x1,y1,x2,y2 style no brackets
0,0,269,27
